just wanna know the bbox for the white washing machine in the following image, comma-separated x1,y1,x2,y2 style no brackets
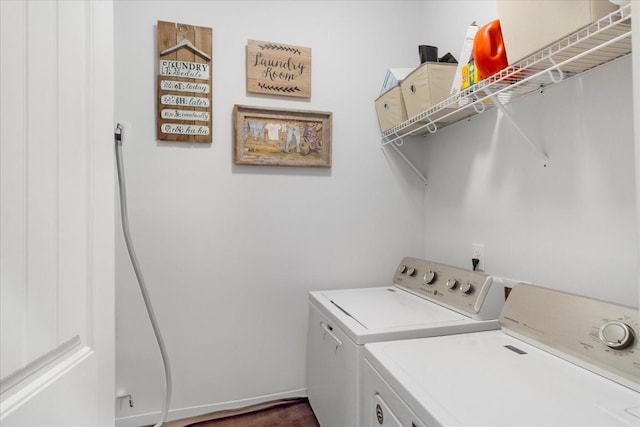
362,283,640,427
306,257,507,427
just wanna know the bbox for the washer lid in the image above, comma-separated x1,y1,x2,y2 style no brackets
323,287,465,330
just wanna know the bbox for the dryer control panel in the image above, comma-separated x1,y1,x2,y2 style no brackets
501,283,640,392
393,257,504,321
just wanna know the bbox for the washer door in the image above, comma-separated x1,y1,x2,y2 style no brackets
373,394,402,427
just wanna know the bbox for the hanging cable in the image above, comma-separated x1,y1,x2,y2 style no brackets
115,123,172,427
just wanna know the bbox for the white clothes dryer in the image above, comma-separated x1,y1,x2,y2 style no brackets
362,283,640,427
306,257,507,427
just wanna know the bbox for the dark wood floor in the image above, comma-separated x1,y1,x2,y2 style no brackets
165,398,320,427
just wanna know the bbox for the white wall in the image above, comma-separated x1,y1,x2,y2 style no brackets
416,2,638,306
114,1,428,425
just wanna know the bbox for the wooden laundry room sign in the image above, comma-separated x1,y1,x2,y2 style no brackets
157,21,213,143
246,39,311,98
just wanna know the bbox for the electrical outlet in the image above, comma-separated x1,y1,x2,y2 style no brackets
472,243,485,272
116,393,133,412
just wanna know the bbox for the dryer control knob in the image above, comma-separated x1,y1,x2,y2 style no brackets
398,265,407,274
423,270,437,284
406,267,417,277
460,282,473,294
446,278,458,290
599,321,635,349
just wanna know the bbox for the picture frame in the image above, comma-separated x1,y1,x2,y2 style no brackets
233,104,332,167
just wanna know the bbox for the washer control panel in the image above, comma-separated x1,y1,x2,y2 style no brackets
393,257,502,320
500,283,640,392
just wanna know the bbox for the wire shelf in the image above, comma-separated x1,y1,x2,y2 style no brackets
381,3,632,146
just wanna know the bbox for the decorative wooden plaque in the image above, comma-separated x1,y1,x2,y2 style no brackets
157,21,213,143
246,39,311,98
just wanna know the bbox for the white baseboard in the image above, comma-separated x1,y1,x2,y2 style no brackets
115,388,308,427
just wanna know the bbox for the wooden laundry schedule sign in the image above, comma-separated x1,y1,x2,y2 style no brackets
157,21,213,143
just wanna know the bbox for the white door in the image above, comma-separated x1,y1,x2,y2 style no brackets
0,1,115,425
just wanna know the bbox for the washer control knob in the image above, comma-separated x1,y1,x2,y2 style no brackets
446,278,458,290
406,267,417,277
460,282,473,294
398,265,407,274
423,270,437,284
599,321,635,349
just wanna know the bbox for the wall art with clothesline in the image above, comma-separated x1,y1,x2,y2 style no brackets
233,105,331,167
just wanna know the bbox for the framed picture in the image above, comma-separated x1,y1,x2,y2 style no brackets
233,105,332,167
